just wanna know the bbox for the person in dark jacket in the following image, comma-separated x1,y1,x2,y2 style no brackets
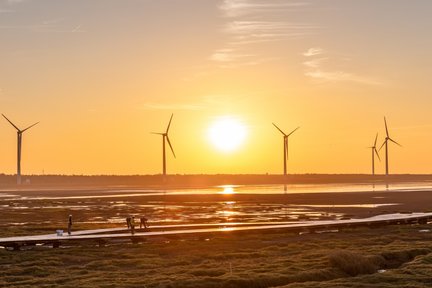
126,216,131,229
130,216,135,235
67,215,73,235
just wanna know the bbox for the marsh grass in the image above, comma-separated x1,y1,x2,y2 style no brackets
1,224,432,288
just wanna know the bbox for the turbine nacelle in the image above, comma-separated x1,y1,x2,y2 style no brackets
151,114,176,158
2,114,39,134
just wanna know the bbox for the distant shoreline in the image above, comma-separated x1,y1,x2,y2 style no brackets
1,174,432,188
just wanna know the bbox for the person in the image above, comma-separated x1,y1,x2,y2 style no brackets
126,216,131,229
67,214,73,235
130,216,135,235
140,216,149,229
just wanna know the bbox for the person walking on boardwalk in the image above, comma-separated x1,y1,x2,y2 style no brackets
126,216,131,229
67,214,73,235
130,216,135,235
140,216,149,229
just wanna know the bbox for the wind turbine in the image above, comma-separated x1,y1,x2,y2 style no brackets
152,114,176,176
2,114,39,185
272,123,299,176
379,117,401,176
369,133,380,175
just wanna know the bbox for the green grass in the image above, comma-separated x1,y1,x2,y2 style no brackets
1,224,432,287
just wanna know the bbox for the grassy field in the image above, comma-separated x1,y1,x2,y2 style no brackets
2,223,432,288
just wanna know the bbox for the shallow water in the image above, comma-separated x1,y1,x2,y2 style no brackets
0,182,430,230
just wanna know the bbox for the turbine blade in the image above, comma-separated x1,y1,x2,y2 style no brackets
2,114,20,131
374,133,378,147
151,132,164,135
374,148,381,161
21,122,39,133
389,138,402,147
378,140,386,152
287,126,300,137
166,136,176,158
272,123,286,136
384,117,389,137
166,113,174,134
285,138,289,160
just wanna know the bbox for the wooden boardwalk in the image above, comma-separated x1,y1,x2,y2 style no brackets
1,212,431,250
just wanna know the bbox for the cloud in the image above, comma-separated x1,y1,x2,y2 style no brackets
220,0,309,17
71,24,85,33
305,70,370,84
303,57,327,68
212,0,317,67
0,20,86,33
210,48,254,62
302,47,381,85
303,47,324,57
225,21,316,42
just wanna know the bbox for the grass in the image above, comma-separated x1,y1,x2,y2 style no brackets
1,224,432,287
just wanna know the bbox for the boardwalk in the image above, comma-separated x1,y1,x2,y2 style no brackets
1,212,431,250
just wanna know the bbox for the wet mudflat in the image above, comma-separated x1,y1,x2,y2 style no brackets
1,183,432,238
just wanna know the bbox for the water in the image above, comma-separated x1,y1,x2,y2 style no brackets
0,182,430,229
3,182,432,201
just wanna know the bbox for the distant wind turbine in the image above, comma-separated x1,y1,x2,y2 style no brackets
152,114,176,176
369,133,380,175
272,123,299,176
2,114,39,185
379,117,401,176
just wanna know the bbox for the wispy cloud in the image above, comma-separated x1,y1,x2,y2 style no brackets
212,0,316,67
71,24,84,33
302,47,381,85
0,19,86,33
305,70,381,85
303,57,327,68
220,0,309,17
225,21,316,43
303,47,324,57
210,48,254,62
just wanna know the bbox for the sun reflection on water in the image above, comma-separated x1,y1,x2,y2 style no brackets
218,185,236,194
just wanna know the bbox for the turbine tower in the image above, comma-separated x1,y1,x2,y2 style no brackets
2,114,39,185
152,114,176,176
369,133,380,175
272,123,299,176
379,117,401,176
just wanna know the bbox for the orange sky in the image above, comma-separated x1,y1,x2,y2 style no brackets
1,0,432,175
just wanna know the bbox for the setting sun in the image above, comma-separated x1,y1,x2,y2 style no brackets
208,117,247,153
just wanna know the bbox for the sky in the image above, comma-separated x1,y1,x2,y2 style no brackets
1,0,432,175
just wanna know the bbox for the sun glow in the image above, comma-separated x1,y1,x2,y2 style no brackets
208,117,247,152
218,185,236,194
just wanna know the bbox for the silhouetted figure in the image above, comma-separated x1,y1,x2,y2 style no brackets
67,214,73,235
126,216,131,229
140,216,149,229
130,216,135,235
